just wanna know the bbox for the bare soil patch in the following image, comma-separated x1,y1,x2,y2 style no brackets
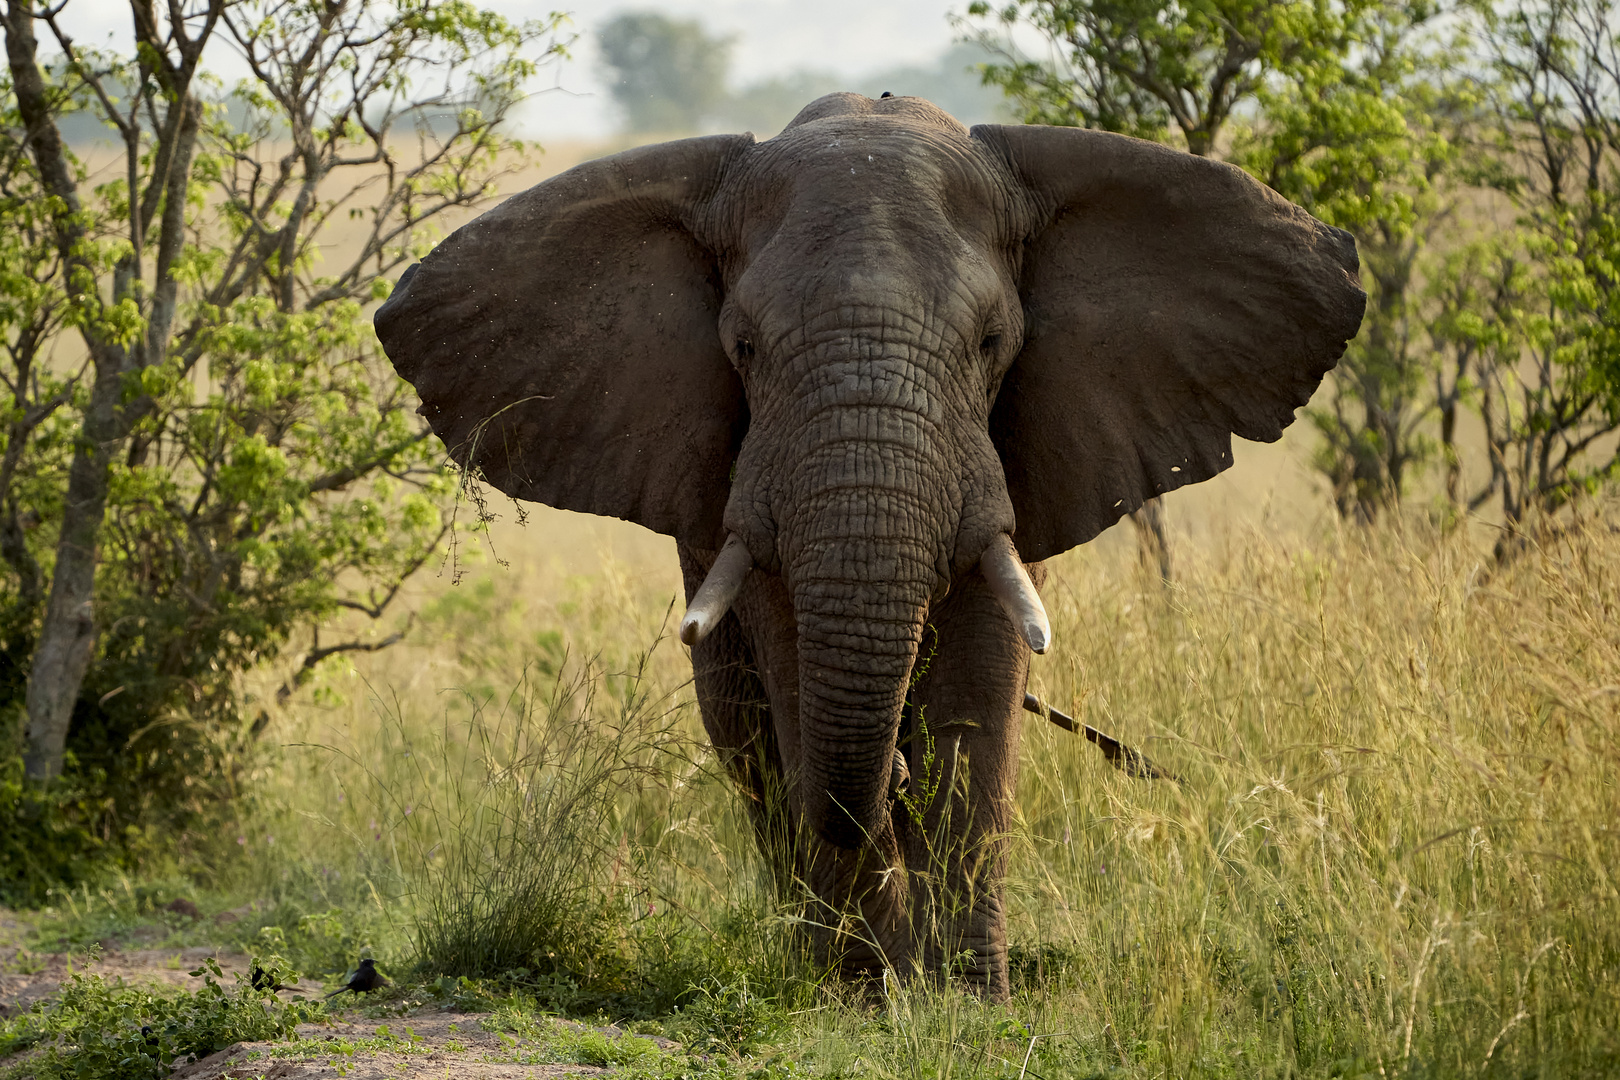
170,1012,630,1079
0,943,257,1016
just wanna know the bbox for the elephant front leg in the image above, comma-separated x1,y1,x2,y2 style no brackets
802,823,910,984
902,564,1039,998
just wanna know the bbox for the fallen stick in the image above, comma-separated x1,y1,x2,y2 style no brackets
1022,693,1183,784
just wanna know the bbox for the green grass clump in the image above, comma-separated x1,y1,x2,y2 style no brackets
395,659,685,986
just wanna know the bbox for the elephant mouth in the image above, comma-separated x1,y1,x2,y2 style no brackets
681,526,1047,848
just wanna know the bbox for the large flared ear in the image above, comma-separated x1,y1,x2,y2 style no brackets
374,134,756,548
972,125,1366,562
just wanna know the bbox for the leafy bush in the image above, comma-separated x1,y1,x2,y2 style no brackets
0,758,107,906
0,0,570,868
678,976,780,1057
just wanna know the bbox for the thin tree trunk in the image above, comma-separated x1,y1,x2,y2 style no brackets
1437,347,1467,508
0,330,61,611
22,366,124,779
1128,497,1172,583
5,0,117,779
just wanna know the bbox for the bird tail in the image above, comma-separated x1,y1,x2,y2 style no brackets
323,987,349,999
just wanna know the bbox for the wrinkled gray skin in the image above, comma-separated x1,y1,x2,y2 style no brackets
374,93,1366,997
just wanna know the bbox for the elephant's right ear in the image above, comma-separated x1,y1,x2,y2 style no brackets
375,134,755,548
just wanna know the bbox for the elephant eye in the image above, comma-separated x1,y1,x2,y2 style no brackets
980,333,1001,355
733,338,755,366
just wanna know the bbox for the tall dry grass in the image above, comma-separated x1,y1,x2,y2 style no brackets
997,516,1620,1076
246,512,1619,1075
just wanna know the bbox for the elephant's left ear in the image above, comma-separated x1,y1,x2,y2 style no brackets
375,134,755,548
972,124,1366,562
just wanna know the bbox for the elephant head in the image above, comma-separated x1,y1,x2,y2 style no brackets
375,94,1364,850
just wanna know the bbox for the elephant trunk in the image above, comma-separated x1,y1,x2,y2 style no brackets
787,483,939,850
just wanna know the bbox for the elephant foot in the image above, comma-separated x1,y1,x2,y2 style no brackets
913,883,1010,999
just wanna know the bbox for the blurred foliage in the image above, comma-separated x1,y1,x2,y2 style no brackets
1430,0,1620,545
598,13,1012,137
0,756,106,906
1243,6,1470,525
713,42,1015,136
967,0,1368,155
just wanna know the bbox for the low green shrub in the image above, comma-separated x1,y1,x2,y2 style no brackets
0,957,313,1080
678,976,780,1057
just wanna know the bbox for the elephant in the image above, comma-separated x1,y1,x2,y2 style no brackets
373,92,1365,998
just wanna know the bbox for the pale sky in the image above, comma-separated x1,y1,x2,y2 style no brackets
46,0,1020,139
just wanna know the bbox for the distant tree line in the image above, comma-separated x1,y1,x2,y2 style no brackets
969,0,1620,548
595,11,1014,136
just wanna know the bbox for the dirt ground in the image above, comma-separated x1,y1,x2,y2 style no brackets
0,942,257,1016
169,1012,654,1079
0,915,680,1079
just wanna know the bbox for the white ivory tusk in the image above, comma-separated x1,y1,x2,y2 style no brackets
679,534,755,647
980,533,1051,654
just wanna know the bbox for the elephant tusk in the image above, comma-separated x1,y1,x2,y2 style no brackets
680,534,755,647
980,534,1051,654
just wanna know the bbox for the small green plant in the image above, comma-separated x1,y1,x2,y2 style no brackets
567,1028,662,1067
0,957,311,1080
680,976,780,1057
427,974,508,1012
896,708,940,832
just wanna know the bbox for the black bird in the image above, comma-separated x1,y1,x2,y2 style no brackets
251,961,303,993
324,957,390,999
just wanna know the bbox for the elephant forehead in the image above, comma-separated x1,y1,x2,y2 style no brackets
725,117,1009,245
724,133,1011,323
